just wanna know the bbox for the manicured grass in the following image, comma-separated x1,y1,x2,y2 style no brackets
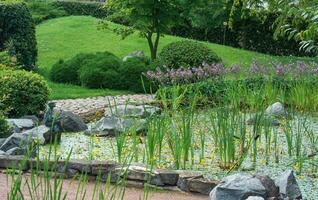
36,16,318,100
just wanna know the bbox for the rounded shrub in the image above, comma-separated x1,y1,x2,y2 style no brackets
0,69,50,117
119,57,152,93
158,40,222,69
79,52,122,88
0,113,11,138
50,53,95,85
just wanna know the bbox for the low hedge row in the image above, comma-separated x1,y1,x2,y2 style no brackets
52,1,107,18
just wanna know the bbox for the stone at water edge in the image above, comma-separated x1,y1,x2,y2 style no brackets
245,197,265,200
22,125,51,145
6,118,35,133
85,116,147,137
275,170,302,199
0,133,33,152
123,51,145,62
265,102,288,118
209,174,267,200
59,111,88,132
105,104,160,118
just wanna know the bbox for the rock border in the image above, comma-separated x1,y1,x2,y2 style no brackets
0,155,218,195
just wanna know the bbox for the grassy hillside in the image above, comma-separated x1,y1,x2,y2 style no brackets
36,16,318,99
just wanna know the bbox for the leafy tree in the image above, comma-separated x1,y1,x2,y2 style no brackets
274,0,318,54
104,0,199,61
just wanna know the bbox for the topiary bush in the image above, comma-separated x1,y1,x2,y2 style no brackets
0,1,37,70
0,112,11,138
79,52,122,89
118,57,153,93
157,40,222,69
50,53,95,85
0,69,50,117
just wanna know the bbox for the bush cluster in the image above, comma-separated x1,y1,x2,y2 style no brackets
27,0,67,24
0,1,37,70
79,52,122,88
157,41,222,69
50,52,151,92
0,69,49,117
53,1,107,18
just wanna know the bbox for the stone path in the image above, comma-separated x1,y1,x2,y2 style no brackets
51,94,155,122
0,173,208,200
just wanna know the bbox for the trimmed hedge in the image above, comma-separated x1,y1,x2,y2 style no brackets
28,1,67,25
158,41,222,69
53,1,107,18
0,69,50,117
79,52,122,88
118,57,152,93
0,1,37,70
50,53,96,85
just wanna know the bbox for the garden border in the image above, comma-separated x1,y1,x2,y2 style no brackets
0,155,218,196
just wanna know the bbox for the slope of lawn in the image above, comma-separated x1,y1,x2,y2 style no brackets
36,16,318,100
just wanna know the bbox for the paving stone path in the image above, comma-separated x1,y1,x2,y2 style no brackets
51,94,156,122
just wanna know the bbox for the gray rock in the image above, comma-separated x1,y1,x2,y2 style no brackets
123,51,144,62
0,155,29,170
0,133,32,152
275,170,302,199
5,147,28,156
246,197,265,200
22,125,51,145
254,175,279,198
105,104,160,118
22,115,39,124
265,102,288,118
187,178,218,195
177,172,203,192
59,111,88,132
0,138,6,147
110,164,164,186
158,169,179,186
0,150,5,155
209,174,267,200
86,117,147,137
6,118,35,133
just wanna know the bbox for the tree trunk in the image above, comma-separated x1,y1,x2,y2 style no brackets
146,31,160,61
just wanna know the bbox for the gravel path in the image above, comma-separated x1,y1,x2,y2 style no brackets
0,173,207,200
51,94,155,122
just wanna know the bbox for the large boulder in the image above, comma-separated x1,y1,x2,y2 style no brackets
275,170,302,199
209,173,277,200
6,118,35,133
22,125,52,145
85,117,147,137
59,111,88,132
265,102,288,118
0,133,33,152
123,51,144,62
105,105,160,118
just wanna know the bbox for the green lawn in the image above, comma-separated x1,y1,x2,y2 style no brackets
36,16,318,100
